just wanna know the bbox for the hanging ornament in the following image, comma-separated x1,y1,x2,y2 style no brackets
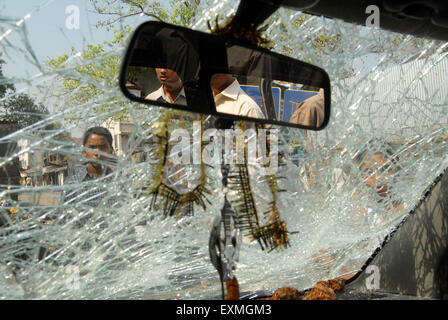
227,122,290,251
146,110,212,218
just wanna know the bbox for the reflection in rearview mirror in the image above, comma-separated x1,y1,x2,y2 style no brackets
146,68,187,105
211,74,324,128
127,66,187,105
120,21,331,130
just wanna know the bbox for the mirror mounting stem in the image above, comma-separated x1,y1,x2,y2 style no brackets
234,0,282,28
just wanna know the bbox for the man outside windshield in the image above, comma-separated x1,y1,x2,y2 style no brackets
63,126,117,208
321,138,404,280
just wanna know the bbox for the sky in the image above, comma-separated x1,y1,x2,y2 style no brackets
0,0,134,137
0,0,382,138
0,1,381,92
0,0,116,85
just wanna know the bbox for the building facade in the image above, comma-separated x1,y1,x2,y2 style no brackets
103,118,134,157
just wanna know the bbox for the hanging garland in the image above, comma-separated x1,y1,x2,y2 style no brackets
146,110,211,218
146,110,290,250
227,122,290,251
205,14,290,251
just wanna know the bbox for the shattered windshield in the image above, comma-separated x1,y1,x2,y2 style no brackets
1,0,447,299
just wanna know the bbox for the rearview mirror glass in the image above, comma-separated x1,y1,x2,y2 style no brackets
120,21,331,130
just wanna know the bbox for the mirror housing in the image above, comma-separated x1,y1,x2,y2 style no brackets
119,21,331,130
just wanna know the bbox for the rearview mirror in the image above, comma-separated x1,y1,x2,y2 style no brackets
119,21,331,130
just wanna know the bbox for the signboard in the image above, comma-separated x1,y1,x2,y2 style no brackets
241,85,280,119
241,85,318,121
283,90,318,122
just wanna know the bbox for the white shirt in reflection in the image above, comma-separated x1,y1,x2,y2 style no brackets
145,86,187,105
214,79,265,119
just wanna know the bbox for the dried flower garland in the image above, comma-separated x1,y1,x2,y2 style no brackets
146,110,211,218
227,122,289,251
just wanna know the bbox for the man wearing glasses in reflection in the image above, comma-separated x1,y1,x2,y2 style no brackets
145,68,187,105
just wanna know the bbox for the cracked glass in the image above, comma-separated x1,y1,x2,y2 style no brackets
1,0,447,299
